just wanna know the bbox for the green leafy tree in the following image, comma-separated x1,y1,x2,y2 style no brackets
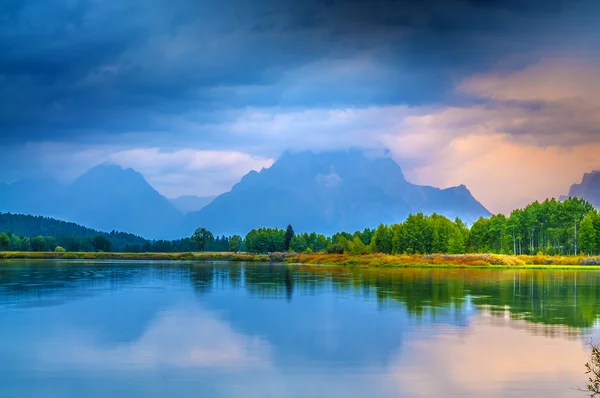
9,234,22,251
284,224,295,251
468,218,490,253
45,236,57,252
244,228,285,253
447,225,466,254
91,235,111,252
402,213,434,254
191,228,214,252
351,236,367,255
580,211,599,255
290,234,308,253
391,223,406,254
315,234,329,252
0,232,10,251
55,246,67,253
371,224,393,254
338,236,352,253
229,235,242,253
31,236,47,252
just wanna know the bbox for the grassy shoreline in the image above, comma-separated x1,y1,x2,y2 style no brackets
283,253,600,269
2,251,600,269
0,251,271,262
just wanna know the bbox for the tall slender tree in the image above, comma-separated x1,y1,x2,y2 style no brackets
284,224,295,251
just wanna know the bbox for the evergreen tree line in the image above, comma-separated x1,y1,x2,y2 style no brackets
0,231,240,253
0,213,241,253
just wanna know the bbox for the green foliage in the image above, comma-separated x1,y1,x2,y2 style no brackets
447,224,467,254
0,219,237,254
91,235,111,252
0,232,9,251
1,197,597,257
580,211,599,255
245,228,286,253
288,231,329,253
229,235,242,253
371,224,393,254
468,198,596,255
31,236,47,252
55,246,66,253
325,243,345,254
351,236,367,255
284,224,295,251
290,234,308,253
190,228,214,252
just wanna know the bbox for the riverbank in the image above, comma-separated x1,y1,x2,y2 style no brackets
284,253,600,269
0,251,270,262
2,251,600,269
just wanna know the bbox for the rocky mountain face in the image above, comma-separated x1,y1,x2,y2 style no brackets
563,171,600,208
185,149,491,235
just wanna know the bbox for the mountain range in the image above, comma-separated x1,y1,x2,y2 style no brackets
0,150,492,239
0,164,182,239
562,170,600,208
169,195,215,214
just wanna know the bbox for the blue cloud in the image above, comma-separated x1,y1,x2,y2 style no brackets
1,0,597,145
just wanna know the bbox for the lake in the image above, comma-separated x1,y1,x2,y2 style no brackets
1,260,599,397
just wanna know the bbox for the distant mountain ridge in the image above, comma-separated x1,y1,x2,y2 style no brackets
185,149,491,235
562,170,600,208
0,150,491,238
170,195,215,214
0,164,182,239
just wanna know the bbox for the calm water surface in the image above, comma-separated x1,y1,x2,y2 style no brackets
1,260,600,397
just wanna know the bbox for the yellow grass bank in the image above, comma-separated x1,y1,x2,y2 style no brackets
285,253,600,269
2,251,600,269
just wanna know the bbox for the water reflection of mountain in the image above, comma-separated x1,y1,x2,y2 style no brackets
2,261,600,329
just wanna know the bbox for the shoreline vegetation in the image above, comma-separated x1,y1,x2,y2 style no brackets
2,251,600,269
2,198,600,271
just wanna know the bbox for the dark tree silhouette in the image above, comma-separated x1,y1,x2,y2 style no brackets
284,224,295,251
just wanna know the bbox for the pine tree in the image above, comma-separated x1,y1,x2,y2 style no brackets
284,224,295,251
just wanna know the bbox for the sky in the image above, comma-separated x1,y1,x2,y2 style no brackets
1,0,599,213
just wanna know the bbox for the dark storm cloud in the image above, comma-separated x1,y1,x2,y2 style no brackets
0,0,595,145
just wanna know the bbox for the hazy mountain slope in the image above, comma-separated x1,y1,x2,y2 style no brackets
170,195,216,214
0,179,66,217
564,171,600,208
0,152,491,239
63,164,182,239
185,149,491,235
0,164,182,239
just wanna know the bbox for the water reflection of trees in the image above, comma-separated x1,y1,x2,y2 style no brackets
240,265,600,329
2,261,600,329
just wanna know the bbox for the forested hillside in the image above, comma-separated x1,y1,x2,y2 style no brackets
0,213,146,251
0,212,235,253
